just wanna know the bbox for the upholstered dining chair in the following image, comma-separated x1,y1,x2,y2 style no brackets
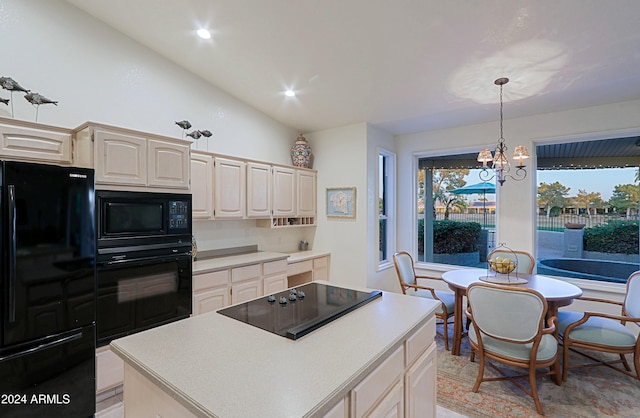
558,270,640,381
465,283,559,415
487,248,535,274
393,251,456,350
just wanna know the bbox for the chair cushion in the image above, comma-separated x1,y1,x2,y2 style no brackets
468,323,557,362
410,289,455,316
557,311,637,348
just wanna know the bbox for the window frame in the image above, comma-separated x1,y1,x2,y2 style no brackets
377,148,396,270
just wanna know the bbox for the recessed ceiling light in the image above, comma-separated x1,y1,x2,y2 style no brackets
284,89,296,97
196,29,212,40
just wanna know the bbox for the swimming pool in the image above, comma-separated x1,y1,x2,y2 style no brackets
537,258,640,284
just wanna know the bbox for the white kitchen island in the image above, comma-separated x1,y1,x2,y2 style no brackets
110,283,439,417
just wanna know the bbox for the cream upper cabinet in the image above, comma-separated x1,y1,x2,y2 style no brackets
77,123,191,191
272,166,296,217
214,157,246,219
94,128,147,186
147,139,190,189
0,118,73,164
191,151,214,219
246,162,272,218
297,169,316,217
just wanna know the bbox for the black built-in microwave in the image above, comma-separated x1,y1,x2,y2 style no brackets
96,190,192,256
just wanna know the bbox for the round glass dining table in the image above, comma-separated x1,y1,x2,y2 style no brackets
441,268,583,357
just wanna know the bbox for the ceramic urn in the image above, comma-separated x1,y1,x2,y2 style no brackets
290,134,313,168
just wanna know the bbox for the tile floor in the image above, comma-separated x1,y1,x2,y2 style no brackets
95,389,467,417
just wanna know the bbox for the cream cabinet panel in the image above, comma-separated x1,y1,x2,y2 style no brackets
191,152,214,219
193,286,229,315
0,120,72,164
297,170,317,217
147,139,190,189
214,157,246,219
272,166,296,216
96,346,124,394
322,396,347,418
367,379,404,418
247,162,272,218
404,343,437,418
231,279,261,304
313,256,330,281
263,274,287,295
95,129,147,186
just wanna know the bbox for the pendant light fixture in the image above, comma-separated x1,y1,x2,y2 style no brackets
478,77,529,186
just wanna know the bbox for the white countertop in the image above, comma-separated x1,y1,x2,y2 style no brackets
110,284,438,417
192,250,330,274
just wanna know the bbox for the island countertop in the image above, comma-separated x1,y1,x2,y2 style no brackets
110,284,438,417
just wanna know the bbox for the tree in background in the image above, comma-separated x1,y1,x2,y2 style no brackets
537,182,570,217
573,189,605,219
608,184,639,217
432,169,468,219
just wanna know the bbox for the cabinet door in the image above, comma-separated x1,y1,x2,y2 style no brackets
297,170,316,217
404,343,437,418
272,166,296,216
95,129,147,185
96,346,124,394
193,286,229,315
231,279,261,304
313,256,330,281
0,122,72,164
214,157,246,218
148,139,190,189
191,152,214,219
367,379,404,418
247,162,272,218
263,274,287,296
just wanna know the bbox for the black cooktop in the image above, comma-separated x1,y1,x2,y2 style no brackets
218,282,382,340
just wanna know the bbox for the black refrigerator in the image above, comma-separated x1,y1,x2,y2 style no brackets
0,161,96,417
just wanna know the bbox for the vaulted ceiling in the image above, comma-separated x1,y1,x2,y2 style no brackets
65,1,640,136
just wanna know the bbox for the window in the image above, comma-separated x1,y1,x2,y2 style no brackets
378,149,395,267
417,153,494,267
535,136,640,283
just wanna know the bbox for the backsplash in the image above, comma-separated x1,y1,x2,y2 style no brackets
193,219,316,253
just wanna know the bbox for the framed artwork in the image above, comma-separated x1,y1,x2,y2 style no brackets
326,187,356,218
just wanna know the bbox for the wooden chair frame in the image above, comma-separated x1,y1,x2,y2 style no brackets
392,251,455,350
559,272,640,381
465,283,560,415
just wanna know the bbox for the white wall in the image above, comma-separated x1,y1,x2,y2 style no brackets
0,0,313,252
306,124,368,288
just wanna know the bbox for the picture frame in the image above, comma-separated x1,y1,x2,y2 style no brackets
326,187,356,218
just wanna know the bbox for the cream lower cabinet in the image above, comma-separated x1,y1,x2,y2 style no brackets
193,258,288,315
96,346,124,395
323,317,436,418
193,270,229,315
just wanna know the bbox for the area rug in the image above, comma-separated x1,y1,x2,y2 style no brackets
436,325,640,417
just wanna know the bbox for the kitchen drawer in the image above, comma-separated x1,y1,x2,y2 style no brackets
313,256,329,269
263,259,288,276
193,270,229,291
350,344,404,417
405,317,435,367
231,264,261,282
287,260,313,276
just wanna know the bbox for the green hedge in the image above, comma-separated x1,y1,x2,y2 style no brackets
583,220,639,254
417,219,481,254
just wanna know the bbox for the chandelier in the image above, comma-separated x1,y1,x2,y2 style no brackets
477,77,529,186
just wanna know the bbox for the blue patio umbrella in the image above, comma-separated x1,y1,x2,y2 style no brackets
451,182,496,227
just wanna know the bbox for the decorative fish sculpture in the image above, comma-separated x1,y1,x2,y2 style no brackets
186,130,202,140
24,92,58,106
0,77,29,92
175,120,192,130
198,130,212,137
0,97,9,105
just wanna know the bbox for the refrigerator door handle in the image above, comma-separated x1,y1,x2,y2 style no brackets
8,184,16,323
0,330,84,362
